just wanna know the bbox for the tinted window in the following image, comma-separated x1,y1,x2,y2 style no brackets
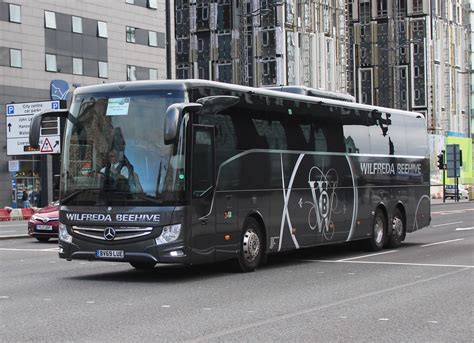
405,115,427,157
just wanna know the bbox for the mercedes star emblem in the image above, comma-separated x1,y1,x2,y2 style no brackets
104,227,116,240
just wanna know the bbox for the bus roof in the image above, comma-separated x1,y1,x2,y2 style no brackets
74,79,424,120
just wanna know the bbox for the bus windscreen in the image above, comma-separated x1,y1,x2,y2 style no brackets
61,90,186,206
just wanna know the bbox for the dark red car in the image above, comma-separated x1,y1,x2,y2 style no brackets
28,201,59,242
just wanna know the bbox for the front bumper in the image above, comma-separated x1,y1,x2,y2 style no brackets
28,222,59,238
58,236,188,265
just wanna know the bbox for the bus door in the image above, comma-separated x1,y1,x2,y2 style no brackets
190,125,216,264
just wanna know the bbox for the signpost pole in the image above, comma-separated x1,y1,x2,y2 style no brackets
11,173,17,209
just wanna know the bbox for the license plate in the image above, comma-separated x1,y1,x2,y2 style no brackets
37,225,52,231
96,250,124,259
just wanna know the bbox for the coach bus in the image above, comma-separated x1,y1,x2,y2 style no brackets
29,80,430,272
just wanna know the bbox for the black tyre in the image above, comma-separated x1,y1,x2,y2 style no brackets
237,218,264,273
367,209,387,251
36,237,50,243
387,208,405,248
130,261,156,270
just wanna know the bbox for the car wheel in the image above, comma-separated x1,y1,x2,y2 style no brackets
36,237,50,242
130,261,156,270
237,218,264,273
387,209,404,248
366,209,387,251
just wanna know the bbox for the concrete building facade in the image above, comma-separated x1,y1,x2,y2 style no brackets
0,0,171,208
175,0,348,92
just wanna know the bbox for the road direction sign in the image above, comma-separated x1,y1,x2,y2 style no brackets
446,144,461,178
5,100,62,156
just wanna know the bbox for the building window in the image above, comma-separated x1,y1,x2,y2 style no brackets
399,21,405,33
198,67,205,79
45,54,57,72
9,4,21,23
400,68,406,79
98,61,108,78
149,31,158,47
263,62,270,76
414,66,419,78
177,39,183,53
126,26,136,43
262,31,269,46
127,65,137,80
10,49,22,68
98,21,108,38
176,11,182,24
45,11,56,29
73,58,83,75
413,0,423,12
377,0,388,16
415,89,421,100
401,90,406,102
148,0,158,9
413,43,419,55
400,46,406,56
197,39,204,52
72,16,83,34
149,68,158,80
202,6,209,20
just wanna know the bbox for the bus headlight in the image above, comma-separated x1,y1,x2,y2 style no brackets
155,224,181,245
59,223,72,243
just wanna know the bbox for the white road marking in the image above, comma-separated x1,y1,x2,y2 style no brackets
421,238,464,247
378,318,389,321
339,316,347,319
303,259,474,269
432,221,463,227
338,250,397,261
44,299,52,301
162,305,171,308
86,301,95,304
455,227,474,231
0,296,9,299
203,308,212,311
427,321,438,324
185,268,469,342
0,247,58,252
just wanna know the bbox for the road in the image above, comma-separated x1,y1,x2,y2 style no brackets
0,202,472,342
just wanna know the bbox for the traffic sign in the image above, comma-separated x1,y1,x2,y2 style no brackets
5,100,62,156
5,100,60,116
8,160,20,172
7,136,60,155
446,144,461,178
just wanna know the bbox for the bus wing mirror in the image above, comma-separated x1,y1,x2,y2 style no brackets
29,109,69,149
196,95,240,114
164,103,202,145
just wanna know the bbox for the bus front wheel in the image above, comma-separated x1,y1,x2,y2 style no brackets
367,209,387,251
237,218,264,273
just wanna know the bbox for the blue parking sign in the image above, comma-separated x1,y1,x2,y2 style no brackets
7,105,14,115
52,101,59,110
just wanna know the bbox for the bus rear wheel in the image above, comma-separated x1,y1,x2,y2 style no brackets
367,209,387,251
387,209,405,248
237,218,264,273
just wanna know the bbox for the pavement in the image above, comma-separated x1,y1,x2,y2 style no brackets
0,198,471,240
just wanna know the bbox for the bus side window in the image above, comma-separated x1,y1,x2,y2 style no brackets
192,126,215,198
